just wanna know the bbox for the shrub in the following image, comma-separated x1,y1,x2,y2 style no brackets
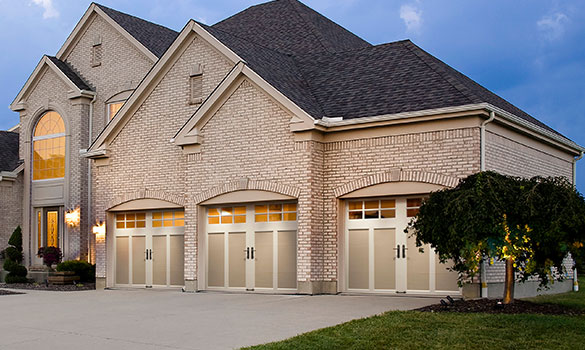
37,246,62,268
7,226,22,252
5,275,28,284
3,226,28,284
4,246,23,263
57,260,95,282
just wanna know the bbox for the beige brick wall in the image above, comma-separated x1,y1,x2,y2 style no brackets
0,174,23,250
93,35,233,278
64,13,154,142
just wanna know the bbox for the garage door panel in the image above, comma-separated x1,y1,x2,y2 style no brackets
406,231,429,291
170,235,184,286
348,229,369,290
255,231,273,288
374,228,395,290
116,236,129,285
208,232,225,287
152,235,166,286
435,255,459,291
229,232,246,288
278,230,297,289
132,236,146,285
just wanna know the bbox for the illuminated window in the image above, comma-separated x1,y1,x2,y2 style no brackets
153,211,185,227
207,207,245,225
348,199,396,220
255,203,297,223
32,111,65,180
115,213,146,229
108,102,123,120
407,198,423,217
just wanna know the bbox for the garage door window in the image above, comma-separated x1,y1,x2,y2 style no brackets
152,211,185,227
348,199,395,220
406,198,423,217
208,207,246,224
116,213,146,229
255,203,297,222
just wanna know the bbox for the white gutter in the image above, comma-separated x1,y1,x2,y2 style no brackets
315,102,585,154
87,94,97,263
573,152,584,188
0,164,24,182
479,110,495,298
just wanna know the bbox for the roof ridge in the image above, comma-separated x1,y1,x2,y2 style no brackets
285,0,331,53
400,40,479,105
204,24,294,58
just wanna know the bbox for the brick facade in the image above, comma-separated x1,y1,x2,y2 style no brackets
0,174,23,249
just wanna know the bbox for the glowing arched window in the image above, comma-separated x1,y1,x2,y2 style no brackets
33,111,65,180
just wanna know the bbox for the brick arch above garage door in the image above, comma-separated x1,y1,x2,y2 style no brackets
333,169,461,198
107,189,187,210
194,178,301,204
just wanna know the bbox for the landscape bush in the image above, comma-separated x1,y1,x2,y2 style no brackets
57,260,95,282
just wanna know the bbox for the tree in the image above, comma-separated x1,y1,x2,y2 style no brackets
407,171,585,304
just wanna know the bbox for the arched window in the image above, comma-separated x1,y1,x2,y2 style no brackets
33,111,65,180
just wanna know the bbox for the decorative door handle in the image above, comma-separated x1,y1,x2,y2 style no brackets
246,247,250,259
149,249,152,260
145,249,148,260
393,245,400,259
251,247,255,260
402,245,407,258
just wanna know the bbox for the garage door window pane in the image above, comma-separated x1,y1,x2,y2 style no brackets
381,210,395,218
283,204,297,212
283,212,296,221
348,201,362,210
365,201,379,209
269,204,282,212
255,214,268,222
407,198,423,217
349,211,362,220
208,216,220,225
381,200,395,209
116,212,146,229
365,210,378,219
269,213,282,222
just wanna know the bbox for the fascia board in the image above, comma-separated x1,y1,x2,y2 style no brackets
87,20,197,153
57,4,157,62
10,56,83,110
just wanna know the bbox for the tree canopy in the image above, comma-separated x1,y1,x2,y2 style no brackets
407,171,585,302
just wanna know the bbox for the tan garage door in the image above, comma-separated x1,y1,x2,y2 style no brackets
114,210,184,288
345,197,459,294
206,202,297,291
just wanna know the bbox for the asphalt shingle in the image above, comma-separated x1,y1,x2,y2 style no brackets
0,131,20,172
96,3,178,58
47,56,92,91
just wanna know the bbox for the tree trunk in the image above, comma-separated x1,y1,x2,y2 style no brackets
503,257,515,304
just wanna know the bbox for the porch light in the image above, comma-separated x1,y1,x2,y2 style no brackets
92,222,105,238
65,207,80,227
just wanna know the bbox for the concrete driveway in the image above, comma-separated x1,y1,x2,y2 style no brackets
0,289,438,350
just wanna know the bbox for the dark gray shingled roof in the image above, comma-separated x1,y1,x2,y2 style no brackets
213,0,371,55
97,0,566,139
47,56,92,91
0,131,20,172
95,3,179,58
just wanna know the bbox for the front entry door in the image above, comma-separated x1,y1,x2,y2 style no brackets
114,211,185,288
206,203,298,291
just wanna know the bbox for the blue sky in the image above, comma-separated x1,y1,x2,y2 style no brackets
1,0,584,191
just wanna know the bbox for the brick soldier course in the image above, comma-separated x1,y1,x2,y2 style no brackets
2,0,583,298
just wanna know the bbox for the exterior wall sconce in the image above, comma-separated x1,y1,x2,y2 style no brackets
65,207,81,227
92,222,106,238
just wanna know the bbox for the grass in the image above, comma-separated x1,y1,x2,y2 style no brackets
526,279,584,310
244,285,585,350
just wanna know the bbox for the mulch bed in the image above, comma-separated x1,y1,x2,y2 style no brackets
0,289,24,295
416,298,584,316
0,283,95,292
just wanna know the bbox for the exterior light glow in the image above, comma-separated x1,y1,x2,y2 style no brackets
92,222,106,238
65,207,81,227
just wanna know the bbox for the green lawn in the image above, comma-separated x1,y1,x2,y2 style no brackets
245,288,585,350
527,282,584,310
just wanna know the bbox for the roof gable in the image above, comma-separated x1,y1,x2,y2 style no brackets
95,4,178,58
10,56,94,111
212,0,370,55
56,3,177,62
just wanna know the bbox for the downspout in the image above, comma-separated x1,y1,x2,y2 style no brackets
87,94,96,263
573,152,583,292
573,152,583,188
479,110,495,298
